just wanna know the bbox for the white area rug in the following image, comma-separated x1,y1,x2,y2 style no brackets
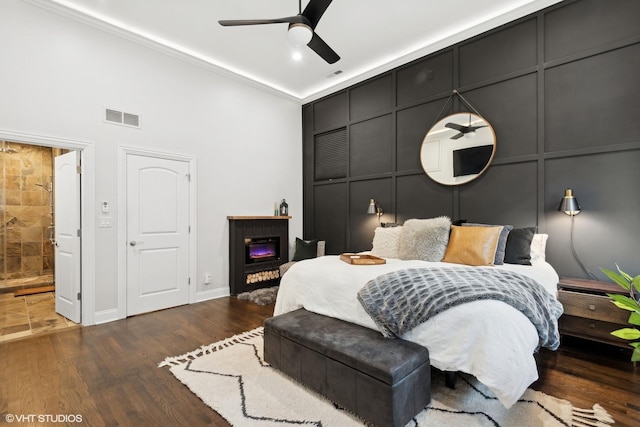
160,328,614,427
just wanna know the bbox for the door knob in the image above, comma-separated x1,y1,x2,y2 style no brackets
129,241,144,246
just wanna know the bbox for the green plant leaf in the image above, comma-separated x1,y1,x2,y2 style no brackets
601,267,631,290
615,264,634,282
602,265,640,362
631,344,640,362
632,276,640,305
611,328,640,340
608,294,640,311
633,275,640,294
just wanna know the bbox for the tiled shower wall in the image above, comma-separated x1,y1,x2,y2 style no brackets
0,142,54,285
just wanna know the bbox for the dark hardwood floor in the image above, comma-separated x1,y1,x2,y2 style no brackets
534,336,640,427
1,297,638,426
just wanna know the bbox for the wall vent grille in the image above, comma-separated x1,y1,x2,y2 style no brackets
123,112,139,127
105,108,140,128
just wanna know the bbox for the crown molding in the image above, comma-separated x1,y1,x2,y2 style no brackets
24,0,302,103
25,0,564,105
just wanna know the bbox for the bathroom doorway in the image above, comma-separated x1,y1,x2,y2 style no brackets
0,140,79,342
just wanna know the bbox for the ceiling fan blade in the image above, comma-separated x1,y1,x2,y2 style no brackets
218,16,299,26
303,0,334,29
450,133,464,140
308,32,340,64
445,123,465,132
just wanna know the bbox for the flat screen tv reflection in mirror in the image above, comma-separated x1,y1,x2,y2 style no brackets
452,145,493,177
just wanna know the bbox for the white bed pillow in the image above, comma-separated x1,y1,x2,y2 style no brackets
370,226,403,258
530,233,548,262
398,216,451,261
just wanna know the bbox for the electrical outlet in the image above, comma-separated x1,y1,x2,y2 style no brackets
204,273,212,284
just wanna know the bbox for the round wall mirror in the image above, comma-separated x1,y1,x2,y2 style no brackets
420,112,496,186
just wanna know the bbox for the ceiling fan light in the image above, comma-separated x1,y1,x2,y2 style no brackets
288,23,313,46
464,131,476,138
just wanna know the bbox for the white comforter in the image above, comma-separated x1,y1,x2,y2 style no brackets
273,255,560,408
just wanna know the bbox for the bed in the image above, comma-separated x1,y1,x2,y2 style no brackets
273,218,562,408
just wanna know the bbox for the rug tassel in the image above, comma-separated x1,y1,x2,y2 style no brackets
571,404,615,427
158,327,263,367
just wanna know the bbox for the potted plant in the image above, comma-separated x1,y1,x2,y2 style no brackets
600,265,640,362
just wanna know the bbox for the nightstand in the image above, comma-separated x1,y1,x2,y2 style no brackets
557,277,631,348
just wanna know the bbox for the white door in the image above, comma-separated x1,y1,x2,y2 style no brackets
55,150,81,323
126,154,190,316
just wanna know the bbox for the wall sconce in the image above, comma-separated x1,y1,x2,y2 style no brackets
367,198,383,225
558,189,597,280
558,188,580,215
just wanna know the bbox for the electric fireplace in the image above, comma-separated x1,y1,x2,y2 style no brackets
228,216,290,295
245,237,280,263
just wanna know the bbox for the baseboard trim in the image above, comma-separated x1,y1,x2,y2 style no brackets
196,288,230,303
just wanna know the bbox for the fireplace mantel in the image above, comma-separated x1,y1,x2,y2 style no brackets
228,216,290,295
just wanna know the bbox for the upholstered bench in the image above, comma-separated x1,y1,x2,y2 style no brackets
263,309,431,427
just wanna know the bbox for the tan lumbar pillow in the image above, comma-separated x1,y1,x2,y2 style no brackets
442,225,503,266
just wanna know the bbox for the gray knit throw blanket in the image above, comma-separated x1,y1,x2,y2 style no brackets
357,267,563,350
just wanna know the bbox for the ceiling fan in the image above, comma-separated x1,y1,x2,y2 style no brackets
445,114,488,140
218,0,340,64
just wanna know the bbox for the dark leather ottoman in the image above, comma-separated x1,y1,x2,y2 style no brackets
263,309,431,427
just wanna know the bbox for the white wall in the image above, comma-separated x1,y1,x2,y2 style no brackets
0,0,303,323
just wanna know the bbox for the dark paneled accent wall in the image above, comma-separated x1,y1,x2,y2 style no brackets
302,0,640,280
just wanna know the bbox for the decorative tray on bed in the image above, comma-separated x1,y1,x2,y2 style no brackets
339,254,386,265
